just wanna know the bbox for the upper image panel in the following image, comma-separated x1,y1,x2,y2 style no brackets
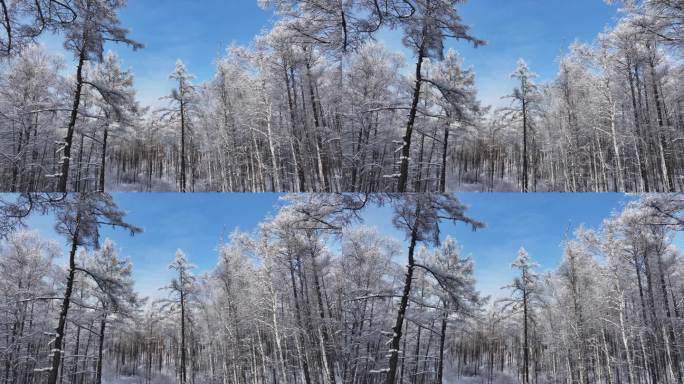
0,0,682,192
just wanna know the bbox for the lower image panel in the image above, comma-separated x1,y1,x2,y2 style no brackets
0,193,682,384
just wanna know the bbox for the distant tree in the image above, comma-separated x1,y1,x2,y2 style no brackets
86,238,142,384
500,247,542,384
426,50,482,192
161,249,198,384
425,237,484,383
89,51,140,192
502,60,539,192
161,61,197,192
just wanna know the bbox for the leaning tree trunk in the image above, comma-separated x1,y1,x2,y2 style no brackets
0,0,12,56
47,212,81,384
385,205,420,384
58,44,88,192
397,38,426,193
440,122,450,193
96,314,107,384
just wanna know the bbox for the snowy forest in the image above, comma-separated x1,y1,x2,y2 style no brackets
0,192,683,384
0,0,683,192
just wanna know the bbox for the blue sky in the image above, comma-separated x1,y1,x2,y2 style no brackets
19,193,660,301
41,0,621,108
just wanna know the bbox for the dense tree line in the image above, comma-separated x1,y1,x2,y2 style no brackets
1,193,682,383
1,0,683,192
0,193,142,384
455,194,684,384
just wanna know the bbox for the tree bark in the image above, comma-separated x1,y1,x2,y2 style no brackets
437,305,448,384
398,39,426,193
385,204,420,384
47,211,81,384
58,43,87,192
99,126,108,192
96,314,107,384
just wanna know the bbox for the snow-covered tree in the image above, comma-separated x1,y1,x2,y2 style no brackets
86,238,142,384
89,51,140,192
160,249,198,384
389,0,484,192
56,0,142,192
383,193,484,383
500,247,541,384
502,60,539,192
425,237,484,383
46,193,141,384
160,60,197,192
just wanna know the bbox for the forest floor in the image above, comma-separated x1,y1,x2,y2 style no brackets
102,372,522,384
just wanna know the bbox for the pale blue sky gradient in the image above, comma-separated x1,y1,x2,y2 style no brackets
41,0,621,108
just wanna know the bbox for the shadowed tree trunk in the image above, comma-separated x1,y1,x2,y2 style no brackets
385,204,420,384
47,211,81,384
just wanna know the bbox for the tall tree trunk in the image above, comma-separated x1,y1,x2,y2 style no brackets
99,126,108,192
647,47,673,192
437,304,448,384
522,93,529,193
523,281,529,384
180,282,187,383
180,96,187,193
289,259,312,384
627,61,650,192
284,64,306,192
398,38,426,193
47,211,81,384
656,245,683,384
385,204,420,384
440,123,450,193
96,314,107,384
0,0,11,55
58,44,88,192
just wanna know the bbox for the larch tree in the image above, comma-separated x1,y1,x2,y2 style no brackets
161,249,198,384
501,247,541,384
425,237,484,383
56,0,142,193
161,60,197,193
0,230,59,384
425,50,482,192
557,234,602,384
46,193,141,384
383,193,484,384
0,44,63,192
89,51,140,192
388,0,484,192
85,238,142,384
502,60,539,193
0,0,77,58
